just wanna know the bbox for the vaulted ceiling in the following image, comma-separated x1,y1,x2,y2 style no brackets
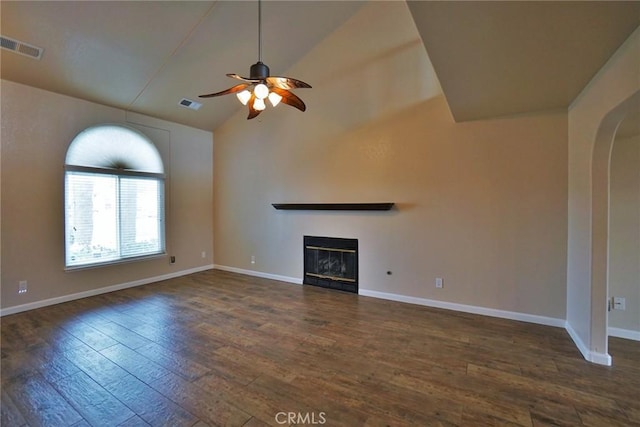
2,1,639,131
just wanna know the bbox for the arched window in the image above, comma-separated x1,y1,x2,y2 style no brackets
64,124,165,268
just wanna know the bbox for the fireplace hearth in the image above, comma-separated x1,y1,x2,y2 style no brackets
304,236,358,293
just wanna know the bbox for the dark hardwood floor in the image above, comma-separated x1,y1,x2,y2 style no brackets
1,269,639,426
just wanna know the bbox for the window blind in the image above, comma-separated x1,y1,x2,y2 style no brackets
65,172,164,268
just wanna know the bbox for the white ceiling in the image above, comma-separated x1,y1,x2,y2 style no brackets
1,1,639,131
407,1,640,121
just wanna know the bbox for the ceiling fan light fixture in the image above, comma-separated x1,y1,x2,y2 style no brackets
254,98,266,111
254,83,269,99
236,90,252,105
268,91,282,107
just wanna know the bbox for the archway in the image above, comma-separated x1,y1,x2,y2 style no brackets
608,106,640,352
590,90,640,362
566,26,638,365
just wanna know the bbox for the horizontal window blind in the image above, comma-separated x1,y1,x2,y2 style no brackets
119,177,164,259
65,171,164,268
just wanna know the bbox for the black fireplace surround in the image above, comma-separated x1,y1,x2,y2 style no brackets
303,236,358,293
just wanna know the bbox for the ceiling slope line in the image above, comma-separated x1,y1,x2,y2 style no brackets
125,0,221,112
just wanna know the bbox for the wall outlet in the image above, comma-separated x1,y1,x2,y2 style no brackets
251,255,256,264
435,277,443,288
18,280,28,294
613,296,626,311
170,256,176,264
201,251,206,259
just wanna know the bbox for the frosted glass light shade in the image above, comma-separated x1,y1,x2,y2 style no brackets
254,83,269,99
236,90,251,105
253,98,266,111
268,92,282,107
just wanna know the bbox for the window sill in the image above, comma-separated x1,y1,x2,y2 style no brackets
64,252,167,272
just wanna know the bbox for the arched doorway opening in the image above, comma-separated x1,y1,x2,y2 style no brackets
606,99,640,361
590,90,640,363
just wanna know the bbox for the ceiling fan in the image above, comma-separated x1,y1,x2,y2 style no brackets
199,0,311,120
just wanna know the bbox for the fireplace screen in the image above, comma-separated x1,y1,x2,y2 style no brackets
304,236,358,293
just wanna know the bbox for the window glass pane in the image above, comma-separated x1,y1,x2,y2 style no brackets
120,177,164,258
65,172,118,266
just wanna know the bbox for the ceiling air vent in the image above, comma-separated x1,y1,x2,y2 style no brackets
178,98,202,111
0,35,43,60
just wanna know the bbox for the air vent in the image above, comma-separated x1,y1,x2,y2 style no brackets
0,35,43,60
178,98,202,111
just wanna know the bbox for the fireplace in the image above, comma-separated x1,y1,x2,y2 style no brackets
303,236,358,293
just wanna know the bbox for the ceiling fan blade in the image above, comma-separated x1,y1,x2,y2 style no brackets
199,83,249,98
267,76,312,90
247,94,262,120
271,87,306,112
227,73,261,83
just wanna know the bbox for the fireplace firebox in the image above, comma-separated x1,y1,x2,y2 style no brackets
303,236,358,293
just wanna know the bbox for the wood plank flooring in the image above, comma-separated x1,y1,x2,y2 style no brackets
1,269,638,426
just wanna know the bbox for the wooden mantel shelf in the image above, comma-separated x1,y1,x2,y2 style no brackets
272,203,395,211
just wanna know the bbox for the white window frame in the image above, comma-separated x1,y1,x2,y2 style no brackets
64,124,166,270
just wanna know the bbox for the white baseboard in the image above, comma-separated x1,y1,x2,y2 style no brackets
213,264,302,285
588,351,613,366
358,288,566,328
608,327,640,341
565,321,612,366
565,321,592,362
0,265,214,317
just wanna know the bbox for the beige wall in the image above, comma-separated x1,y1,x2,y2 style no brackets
609,133,640,333
1,80,214,311
567,26,640,362
213,2,568,320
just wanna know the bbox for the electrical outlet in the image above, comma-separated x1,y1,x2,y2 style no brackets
201,251,206,259
18,280,28,294
613,296,626,311
170,256,176,264
435,277,443,288
251,255,256,264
